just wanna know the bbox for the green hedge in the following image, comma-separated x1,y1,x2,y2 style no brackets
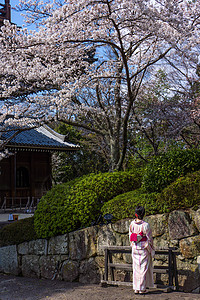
101,188,159,221
0,217,37,247
142,148,200,192
34,171,142,238
157,170,200,213
1,170,200,246
102,170,200,221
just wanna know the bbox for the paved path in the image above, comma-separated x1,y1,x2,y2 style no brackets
0,274,199,300
0,213,34,229
0,213,34,222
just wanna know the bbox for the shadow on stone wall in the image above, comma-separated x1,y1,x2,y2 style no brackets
177,267,200,292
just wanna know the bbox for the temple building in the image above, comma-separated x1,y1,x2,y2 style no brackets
0,2,79,210
0,125,78,210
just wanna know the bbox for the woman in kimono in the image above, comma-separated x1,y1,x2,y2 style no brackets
129,205,155,294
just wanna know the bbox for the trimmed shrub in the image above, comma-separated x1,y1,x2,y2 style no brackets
34,171,142,238
142,148,200,192
101,188,159,221
102,170,200,221
0,217,37,247
156,170,200,213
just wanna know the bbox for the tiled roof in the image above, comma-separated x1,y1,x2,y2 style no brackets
1,125,79,151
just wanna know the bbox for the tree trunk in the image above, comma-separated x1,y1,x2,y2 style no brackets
110,136,120,171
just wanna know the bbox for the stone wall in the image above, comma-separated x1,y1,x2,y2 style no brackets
0,208,200,293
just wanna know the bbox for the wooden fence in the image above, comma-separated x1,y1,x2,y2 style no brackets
0,196,40,212
101,246,179,292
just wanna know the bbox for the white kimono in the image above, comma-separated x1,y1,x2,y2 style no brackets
129,219,155,291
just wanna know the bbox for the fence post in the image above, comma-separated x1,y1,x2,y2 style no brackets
172,251,179,290
105,248,108,281
168,249,173,287
30,197,34,211
25,197,30,211
11,197,14,209
1,196,7,211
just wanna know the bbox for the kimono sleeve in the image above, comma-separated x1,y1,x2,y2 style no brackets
129,221,134,244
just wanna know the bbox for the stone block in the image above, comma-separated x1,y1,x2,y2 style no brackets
60,255,69,262
168,211,197,240
197,256,200,272
97,224,117,255
40,255,61,280
169,239,179,248
48,234,68,255
144,214,168,237
176,258,197,271
79,258,101,284
61,260,79,282
0,245,19,275
21,255,40,278
177,265,200,292
194,209,200,233
84,226,99,258
69,230,86,260
114,232,129,249
180,235,200,258
111,218,131,234
94,256,105,269
28,239,48,255
153,233,169,250
121,234,130,246
122,252,132,264
18,242,29,255
69,226,98,260
173,252,200,292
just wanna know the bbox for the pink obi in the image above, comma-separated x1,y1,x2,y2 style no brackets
130,231,147,243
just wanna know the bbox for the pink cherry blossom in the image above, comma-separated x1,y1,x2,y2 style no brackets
0,0,199,168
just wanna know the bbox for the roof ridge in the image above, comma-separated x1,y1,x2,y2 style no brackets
41,124,66,142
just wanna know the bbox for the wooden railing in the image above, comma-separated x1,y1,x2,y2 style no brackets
101,246,179,291
0,196,40,212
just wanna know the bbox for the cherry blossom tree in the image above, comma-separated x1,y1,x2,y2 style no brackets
129,68,200,159
0,0,200,169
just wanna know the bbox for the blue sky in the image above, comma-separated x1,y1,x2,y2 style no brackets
11,1,25,27
10,0,37,30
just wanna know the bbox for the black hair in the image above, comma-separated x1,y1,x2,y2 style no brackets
135,205,145,220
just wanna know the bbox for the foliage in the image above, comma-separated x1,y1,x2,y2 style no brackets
142,148,200,193
125,67,200,163
101,189,159,221
131,70,171,157
0,217,37,247
157,170,200,213
101,170,200,221
52,123,109,183
126,156,147,174
34,171,142,238
2,168,200,245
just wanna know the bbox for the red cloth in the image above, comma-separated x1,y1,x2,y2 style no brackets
130,232,147,242
130,233,138,242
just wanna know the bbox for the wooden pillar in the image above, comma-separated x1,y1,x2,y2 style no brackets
10,152,16,198
30,151,35,198
48,152,52,187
